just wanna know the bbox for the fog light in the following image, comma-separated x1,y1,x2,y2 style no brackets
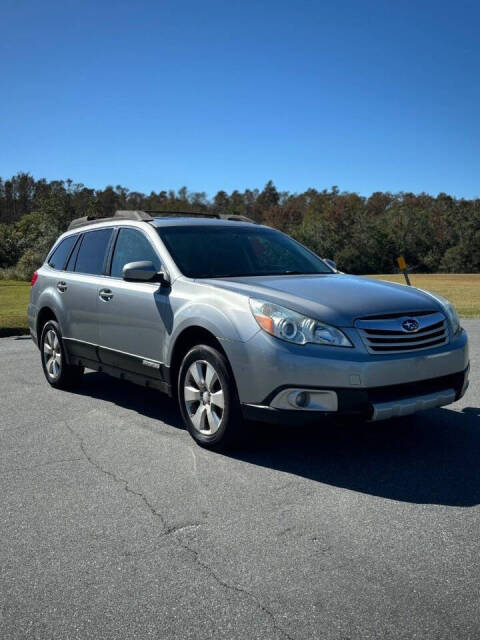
295,391,309,407
272,388,338,411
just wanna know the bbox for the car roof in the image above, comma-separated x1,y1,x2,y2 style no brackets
60,218,271,244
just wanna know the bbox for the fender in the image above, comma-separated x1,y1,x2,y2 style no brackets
36,283,69,336
165,288,260,366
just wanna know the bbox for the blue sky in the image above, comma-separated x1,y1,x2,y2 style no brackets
1,0,479,198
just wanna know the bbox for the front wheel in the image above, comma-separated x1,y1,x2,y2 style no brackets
178,345,243,449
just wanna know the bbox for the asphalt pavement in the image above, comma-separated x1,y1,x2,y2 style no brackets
1,320,479,639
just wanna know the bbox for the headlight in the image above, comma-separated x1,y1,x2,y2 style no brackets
438,298,461,336
249,298,352,347
421,291,461,336
444,301,460,336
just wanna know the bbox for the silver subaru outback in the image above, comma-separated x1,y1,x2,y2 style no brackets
28,210,469,449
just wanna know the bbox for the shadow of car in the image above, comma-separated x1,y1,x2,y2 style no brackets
73,371,480,507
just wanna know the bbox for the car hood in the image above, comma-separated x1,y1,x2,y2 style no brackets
201,274,442,327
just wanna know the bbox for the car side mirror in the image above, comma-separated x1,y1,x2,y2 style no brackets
122,261,169,285
323,258,337,271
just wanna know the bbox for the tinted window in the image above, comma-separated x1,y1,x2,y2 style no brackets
65,236,81,272
75,229,113,275
48,235,78,270
158,226,333,278
111,228,161,278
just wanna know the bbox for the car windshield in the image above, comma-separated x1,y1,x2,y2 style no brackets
157,225,334,278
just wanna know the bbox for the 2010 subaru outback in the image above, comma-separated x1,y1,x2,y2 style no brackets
28,210,469,449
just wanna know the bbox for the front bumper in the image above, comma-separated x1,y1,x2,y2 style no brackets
223,325,469,405
241,365,470,424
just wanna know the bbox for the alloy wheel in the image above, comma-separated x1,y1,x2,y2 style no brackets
43,329,62,380
184,360,225,435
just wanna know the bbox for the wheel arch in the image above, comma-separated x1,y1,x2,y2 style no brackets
169,326,230,396
36,306,58,340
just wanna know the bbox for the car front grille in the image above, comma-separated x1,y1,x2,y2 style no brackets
355,311,449,354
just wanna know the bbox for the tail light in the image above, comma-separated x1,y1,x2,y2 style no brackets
31,271,38,286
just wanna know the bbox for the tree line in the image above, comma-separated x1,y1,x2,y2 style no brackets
0,173,479,279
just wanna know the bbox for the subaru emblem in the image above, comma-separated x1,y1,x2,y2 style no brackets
402,318,420,332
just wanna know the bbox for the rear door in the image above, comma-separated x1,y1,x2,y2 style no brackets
97,227,171,375
61,227,114,362
42,233,79,339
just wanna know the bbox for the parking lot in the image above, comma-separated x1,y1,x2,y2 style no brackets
1,320,479,639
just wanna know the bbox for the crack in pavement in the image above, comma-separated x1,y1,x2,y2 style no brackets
64,421,171,532
0,457,82,475
172,533,295,640
65,420,295,640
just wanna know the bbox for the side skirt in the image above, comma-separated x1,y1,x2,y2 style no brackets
63,338,173,396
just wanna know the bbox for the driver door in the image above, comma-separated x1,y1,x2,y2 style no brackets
97,227,171,376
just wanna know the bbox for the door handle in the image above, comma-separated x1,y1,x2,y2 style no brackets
99,288,114,302
57,281,67,293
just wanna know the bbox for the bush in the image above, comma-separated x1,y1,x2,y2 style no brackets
0,267,23,280
0,224,20,267
15,249,45,281
440,230,480,273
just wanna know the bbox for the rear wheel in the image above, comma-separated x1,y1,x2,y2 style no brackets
40,320,84,389
178,345,243,449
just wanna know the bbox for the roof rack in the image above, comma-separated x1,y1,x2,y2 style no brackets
220,214,257,223
67,209,256,231
144,210,218,218
68,210,153,231
146,210,257,223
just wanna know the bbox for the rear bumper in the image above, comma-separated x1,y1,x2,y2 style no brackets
27,303,38,346
241,364,470,424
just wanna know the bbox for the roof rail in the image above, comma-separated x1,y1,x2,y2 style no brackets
144,210,219,218
67,209,257,231
146,210,257,223
67,210,153,231
219,214,257,223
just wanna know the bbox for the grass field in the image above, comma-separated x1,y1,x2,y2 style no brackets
0,274,479,337
369,274,480,318
0,281,30,337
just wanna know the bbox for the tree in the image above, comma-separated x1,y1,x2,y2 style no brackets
213,190,229,213
0,224,20,267
255,181,279,220
96,186,119,218
0,172,479,277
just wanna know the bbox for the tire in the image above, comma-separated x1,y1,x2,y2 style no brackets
178,344,244,449
40,320,84,390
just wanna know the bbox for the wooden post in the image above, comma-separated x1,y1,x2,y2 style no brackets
396,256,411,286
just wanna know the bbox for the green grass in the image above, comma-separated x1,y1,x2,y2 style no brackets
0,281,31,337
369,274,480,318
0,274,478,339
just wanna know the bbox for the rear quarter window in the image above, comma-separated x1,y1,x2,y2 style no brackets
48,235,78,270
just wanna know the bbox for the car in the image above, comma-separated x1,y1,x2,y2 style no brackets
28,210,470,449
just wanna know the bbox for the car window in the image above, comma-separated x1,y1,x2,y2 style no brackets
74,228,113,275
248,234,308,273
110,228,161,278
65,235,82,272
48,235,78,270
157,226,333,278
